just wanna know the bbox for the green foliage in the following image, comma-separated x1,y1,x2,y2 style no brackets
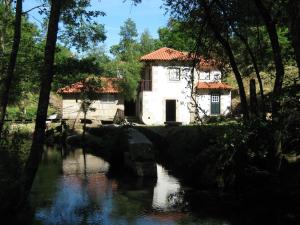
59,0,107,51
110,18,140,61
117,60,142,100
0,125,28,180
0,125,32,211
0,3,43,104
158,20,196,51
139,29,159,55
279,85,300,153
108,19,149,100
6,93,56,120
53,46,110,90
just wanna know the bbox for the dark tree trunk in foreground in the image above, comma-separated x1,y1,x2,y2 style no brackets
0,0,22,136
19,0,62,207
215,0,265,117
217,33,249,121
254,0,284,116
202,1,249,121
235,32,266,118
254,0,285,171
288,0,300,78
250,79,258,118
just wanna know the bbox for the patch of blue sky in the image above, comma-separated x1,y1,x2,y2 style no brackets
23,0,169,55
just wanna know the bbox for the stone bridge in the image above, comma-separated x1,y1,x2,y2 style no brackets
65,126,157,177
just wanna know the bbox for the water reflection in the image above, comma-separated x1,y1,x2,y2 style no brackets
152,164,182,211
30,147,229,225
62,149,109,175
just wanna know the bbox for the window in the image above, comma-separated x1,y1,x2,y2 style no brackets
101,94,115,103
211,95,220,103
168,67,180,81
198,71,210,80
213,73,221,81
182,68,192,78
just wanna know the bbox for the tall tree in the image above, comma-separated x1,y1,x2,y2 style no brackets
0,0,22,136
158,20,196,51
110,18,142,100
110,18,139,61
139,29,157,55
20,0,63,206
19,0,106,207
288,0,300,77
254,0,285,117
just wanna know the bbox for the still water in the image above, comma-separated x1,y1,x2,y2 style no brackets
30,148,230,225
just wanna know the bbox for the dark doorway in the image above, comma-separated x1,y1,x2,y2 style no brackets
124,100,136,116
166,100,176,122
211,93,220,115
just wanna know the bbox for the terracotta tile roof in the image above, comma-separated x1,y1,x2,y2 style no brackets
57,77,120,94
140,47,191,61
140,47,219,70
196,82,232,90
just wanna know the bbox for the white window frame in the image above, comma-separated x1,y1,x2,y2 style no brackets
198,71,210,80
168,67,181,81
213,73,221,81
211,95,220,103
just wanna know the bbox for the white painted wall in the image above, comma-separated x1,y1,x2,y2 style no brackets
62,94,124,122
139,63,192,125
196,90,231,117
138,62,231,125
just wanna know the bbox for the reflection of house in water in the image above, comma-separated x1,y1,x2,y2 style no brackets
62,149,109,175
152,164,182,210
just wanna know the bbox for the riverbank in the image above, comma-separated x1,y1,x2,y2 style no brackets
136,123,300,222
1,121,299,224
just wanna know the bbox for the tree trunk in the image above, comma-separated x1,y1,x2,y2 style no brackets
0,0,22,136
254,0,285,171
254,0,284,117
211,31,249,120
288,0,300,78
82,109,87,143
215,0,266,118
203,1,249,121
250,79,258,118
235,32,266,118
19,0,62,208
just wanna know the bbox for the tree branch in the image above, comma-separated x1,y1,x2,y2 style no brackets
22,4,47,15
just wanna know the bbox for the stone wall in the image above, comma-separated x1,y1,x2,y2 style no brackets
61,93,124,122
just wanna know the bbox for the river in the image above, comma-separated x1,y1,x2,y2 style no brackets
29,147,232,225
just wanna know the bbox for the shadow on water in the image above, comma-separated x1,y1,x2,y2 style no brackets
12,145,298,225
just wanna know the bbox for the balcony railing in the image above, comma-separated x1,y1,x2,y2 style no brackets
139,80,152,91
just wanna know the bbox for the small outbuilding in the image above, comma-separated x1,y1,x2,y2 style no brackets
57,77,124,124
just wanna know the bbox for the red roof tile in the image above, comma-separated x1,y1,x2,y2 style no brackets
140,47,219,70
140,47,191,61
196,82,232,90
57,77,120,94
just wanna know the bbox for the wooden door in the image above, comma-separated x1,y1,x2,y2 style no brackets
211,93,220,115
166,100,176,122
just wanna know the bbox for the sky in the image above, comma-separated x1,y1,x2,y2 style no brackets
23,0,170,54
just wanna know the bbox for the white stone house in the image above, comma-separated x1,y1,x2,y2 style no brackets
57,77,124,123
137,47,232,125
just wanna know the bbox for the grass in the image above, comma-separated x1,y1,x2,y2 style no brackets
6,92,60,120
